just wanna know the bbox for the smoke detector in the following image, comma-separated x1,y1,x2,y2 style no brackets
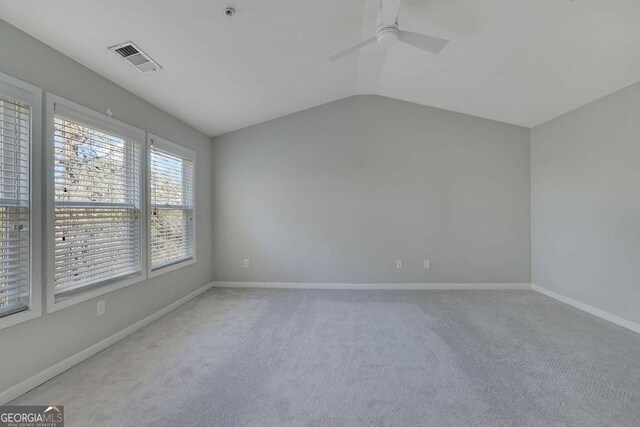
109,41,162,73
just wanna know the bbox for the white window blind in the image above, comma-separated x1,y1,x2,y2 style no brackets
150,143,194,270
0,92,30,318
53,110,142,297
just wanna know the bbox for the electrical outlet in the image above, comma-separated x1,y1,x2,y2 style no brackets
97,300,106,317
396,260,403,269
243,259,250,268
424,259,431,269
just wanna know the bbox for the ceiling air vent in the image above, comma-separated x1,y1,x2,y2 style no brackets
109,41,162,73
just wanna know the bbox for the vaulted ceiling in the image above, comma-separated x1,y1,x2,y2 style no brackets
1,0,640,136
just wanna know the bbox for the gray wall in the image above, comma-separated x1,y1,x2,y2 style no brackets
212,95,531,284
0,20,214,393
532,81,640,325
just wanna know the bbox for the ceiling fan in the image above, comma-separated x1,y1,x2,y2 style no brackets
328,0,449,62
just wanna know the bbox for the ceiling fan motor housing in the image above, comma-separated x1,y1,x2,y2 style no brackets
377,27,399,47
376,0,399,47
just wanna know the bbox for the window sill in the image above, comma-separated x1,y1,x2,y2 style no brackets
0,306,42,331
148,257,196,279
47,273,145,313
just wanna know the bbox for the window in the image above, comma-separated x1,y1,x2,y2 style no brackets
148,135,195,275
47,95,145,310
0,92,30,317
0,72,41,329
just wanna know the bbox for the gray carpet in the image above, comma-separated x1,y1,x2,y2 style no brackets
11,288,640,426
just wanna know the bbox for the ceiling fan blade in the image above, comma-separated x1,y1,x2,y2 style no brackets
327,36,377,62
398,30,449,54
382,0,402,27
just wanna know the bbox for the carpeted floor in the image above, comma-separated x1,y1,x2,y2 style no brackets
11,288,640,426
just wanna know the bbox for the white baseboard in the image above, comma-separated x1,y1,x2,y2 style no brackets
0,282,215,405
532,284,640,335
213,281,531,290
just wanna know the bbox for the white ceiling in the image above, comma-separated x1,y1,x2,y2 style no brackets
1,0,640,136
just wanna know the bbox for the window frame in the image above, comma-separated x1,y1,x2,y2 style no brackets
45,94,147,313
0,71,42,331
146,133,196,278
